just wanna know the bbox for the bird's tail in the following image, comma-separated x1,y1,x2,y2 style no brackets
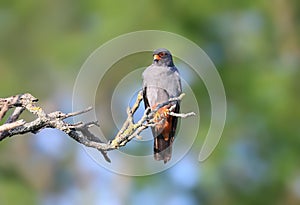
154,134,173,164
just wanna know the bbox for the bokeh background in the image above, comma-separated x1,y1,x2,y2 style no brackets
1,0,300,204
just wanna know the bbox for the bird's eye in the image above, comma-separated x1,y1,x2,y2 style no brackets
159,52,166,57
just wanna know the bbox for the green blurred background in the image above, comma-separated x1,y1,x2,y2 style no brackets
1,0,300,204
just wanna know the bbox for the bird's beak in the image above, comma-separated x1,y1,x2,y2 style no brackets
153,54,161,61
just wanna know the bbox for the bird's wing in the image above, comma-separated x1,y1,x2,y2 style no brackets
142,65,182,163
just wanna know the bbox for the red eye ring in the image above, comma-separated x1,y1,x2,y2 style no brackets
158,52,166,57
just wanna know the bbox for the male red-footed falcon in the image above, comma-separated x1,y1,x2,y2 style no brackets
142,48,182,163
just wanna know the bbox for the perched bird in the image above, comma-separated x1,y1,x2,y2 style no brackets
142,48,182,163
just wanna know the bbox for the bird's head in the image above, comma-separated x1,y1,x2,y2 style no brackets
152,48,174,67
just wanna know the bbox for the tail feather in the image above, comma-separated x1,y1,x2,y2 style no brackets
149,102,180,164
154,134,173,163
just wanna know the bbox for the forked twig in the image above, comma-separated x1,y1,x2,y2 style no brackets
0,92,195,162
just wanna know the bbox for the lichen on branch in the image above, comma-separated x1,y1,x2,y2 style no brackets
0,92,195,162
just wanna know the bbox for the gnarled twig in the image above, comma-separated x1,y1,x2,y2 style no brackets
0,92,195,162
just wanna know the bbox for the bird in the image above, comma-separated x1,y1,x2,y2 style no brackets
142,48,182,163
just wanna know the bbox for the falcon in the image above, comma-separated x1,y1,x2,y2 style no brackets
142,48,182,163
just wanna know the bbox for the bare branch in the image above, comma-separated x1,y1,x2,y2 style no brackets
0,92,195,162
0,103,9,121
0,120,26,132
169,111,196,118
7,107,26,123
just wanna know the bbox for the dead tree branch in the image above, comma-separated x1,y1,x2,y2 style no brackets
0,92,195,162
